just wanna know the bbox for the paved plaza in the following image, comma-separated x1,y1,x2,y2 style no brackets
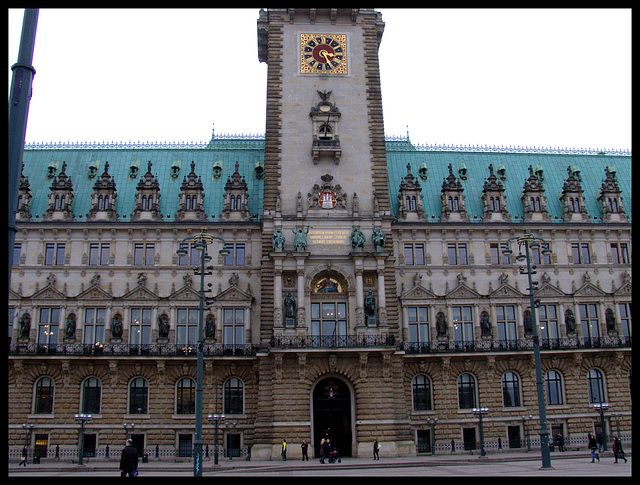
8,450,632,477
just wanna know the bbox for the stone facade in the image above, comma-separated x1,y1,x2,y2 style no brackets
8,9,631,463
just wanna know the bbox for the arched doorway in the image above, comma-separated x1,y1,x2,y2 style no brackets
312,377,352,457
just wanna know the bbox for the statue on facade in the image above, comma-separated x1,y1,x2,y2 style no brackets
205,314,216,339
436,312,447,337
372,225,386,250
292,225,310,251
19,312,31,339
605,308,616,333
272,228,285,251
565,309,576,333
158,314,170,339
65,313,77,339
284,292,296,319
350,227,366,249
480,311,491,337
364,290,376,325
523,310,533,334
111,313,123,339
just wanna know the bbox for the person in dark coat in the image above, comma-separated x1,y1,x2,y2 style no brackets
119,439,139,477
588,433,599,463
612,437,627,463
320,439,331,464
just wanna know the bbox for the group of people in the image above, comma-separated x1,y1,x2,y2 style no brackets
587,433,627,464
281,438,345,463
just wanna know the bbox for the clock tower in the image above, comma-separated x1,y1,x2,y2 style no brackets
255,9,407,459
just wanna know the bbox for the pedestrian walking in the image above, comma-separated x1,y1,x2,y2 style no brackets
373,439,380,460
281,439,287,460
557,434,565,452
119,439,139,477
320,439,331,464
612,437,627,463
588,433,599,463
596,432,603,452
301,440,309,461
19,446,28,467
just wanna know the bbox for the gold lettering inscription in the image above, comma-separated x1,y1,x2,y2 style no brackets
308,229,351,245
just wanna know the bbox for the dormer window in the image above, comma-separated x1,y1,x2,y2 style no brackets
43,162,75,222
176,161,205,222
220,162,250,221
131,161,162,222
440,164,468,223
87,161,117,222
597,166,628,223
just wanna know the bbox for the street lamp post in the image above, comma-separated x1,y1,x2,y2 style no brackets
593,402,610,452
425,416,438,455
207,414,226,465
503,230,553,469
522,414,533,452
74,413,92,466
123,423,135,440
472,407,488,457
177,229,229,477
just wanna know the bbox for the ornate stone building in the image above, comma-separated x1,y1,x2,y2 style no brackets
9,9,631,463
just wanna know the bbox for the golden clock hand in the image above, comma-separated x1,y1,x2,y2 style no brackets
320,50,335,63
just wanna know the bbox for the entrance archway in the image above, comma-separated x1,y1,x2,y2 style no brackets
312,377,353,457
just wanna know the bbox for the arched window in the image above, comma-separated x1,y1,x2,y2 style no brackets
412,374,432,411
587,368,606,404
545,370,564,406
176,377,195,415
128,377,149,415
457,373,476,409
502,372,520,407
224,377,244,415
34,376,54,414
82,377,102,414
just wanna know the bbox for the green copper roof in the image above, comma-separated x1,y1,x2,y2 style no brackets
21,146,264,222
20,138,630,223
385,140,631,223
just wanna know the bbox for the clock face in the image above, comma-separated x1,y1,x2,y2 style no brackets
300,34,347,74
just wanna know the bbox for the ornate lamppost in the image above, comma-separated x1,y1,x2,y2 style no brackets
472,407,488,457
207,414,226,465
502,230,553,469
522,414,533,451
425,416,438,455
176,229,229,477
74,413,92,466
593,402,610,452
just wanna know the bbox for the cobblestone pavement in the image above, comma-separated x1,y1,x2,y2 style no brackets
8,451,632,477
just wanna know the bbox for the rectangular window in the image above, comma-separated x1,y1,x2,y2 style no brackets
490,243,510,265
618,303,631,340
83,308,105,345
38,307,59,348
44,243,65,265
448,243,468,265
223,308,245,348
404,243,425,265
611,243,630,264
531,243,551,265
571,243,591,264
311,302,347,346
452,306,473,346
496,305,517,345
224,244,245,266
538,304,559,343
178,243,201,266
177,308,199,346
13,243,21,266
88,243,110,266
579,303,600,341
129,308,152,345
408,306,429,349
133,243,154,266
